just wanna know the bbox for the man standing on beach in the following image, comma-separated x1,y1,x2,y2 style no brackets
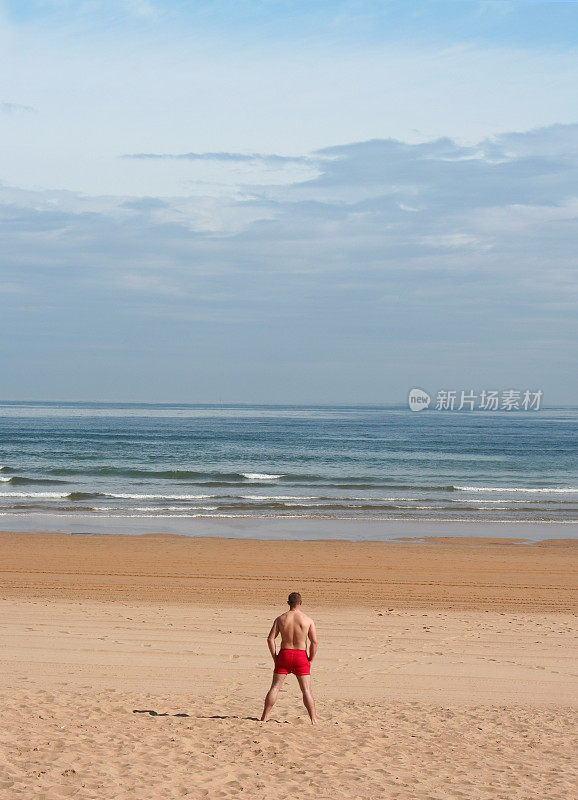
260,592,318,724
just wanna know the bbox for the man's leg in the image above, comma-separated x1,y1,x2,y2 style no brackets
260,673,286,722
296,674,317,724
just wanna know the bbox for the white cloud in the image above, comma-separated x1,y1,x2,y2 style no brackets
1,124,576,293
1,14,577,198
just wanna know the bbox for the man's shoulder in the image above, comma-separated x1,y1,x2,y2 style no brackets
299,611,314,624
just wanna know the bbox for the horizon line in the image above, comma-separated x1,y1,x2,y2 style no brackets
0,399,573,410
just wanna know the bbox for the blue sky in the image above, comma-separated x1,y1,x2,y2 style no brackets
1,0,577,402
5,2,578,48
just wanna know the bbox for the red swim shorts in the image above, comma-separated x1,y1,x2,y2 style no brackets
274,648,310,676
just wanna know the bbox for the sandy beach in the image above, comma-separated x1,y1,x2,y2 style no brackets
1,530,576,799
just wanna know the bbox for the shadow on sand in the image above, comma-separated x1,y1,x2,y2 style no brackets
133,710,260,721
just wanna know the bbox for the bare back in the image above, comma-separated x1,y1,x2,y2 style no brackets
275,609,314,650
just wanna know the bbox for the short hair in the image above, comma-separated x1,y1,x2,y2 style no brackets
288,592,302,607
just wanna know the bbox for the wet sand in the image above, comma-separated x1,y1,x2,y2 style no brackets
0,530,576,610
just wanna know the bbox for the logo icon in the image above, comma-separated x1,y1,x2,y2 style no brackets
408,388,431,412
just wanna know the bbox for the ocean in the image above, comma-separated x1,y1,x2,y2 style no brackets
0,401,576,538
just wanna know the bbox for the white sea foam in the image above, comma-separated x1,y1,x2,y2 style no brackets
109,493,215,500
283,501,334,506
239,494,321,501
451,497,541,504
241,473,283,480
0,491,67,498
346,497,423,502
97,505,219,512
455,486,578,493
111,513,243,518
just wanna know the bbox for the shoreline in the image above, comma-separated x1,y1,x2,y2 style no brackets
0,515,576,542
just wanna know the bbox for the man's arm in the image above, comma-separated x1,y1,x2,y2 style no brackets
307,620,318,662
266,618,279,661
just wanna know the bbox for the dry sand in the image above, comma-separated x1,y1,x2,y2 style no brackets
0,531,576,799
